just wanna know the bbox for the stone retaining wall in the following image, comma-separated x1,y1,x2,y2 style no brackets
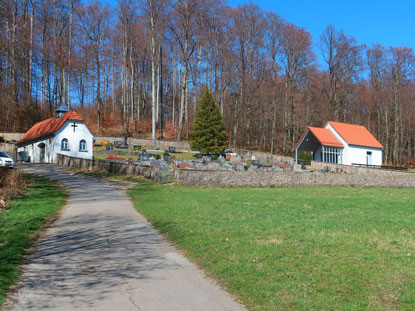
96,136,190,150
175,168,415,188
57,154,159,180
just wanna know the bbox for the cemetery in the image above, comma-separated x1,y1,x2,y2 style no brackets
57,141,415,188
92,139,297,173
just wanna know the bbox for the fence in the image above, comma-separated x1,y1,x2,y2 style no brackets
351,163,408,171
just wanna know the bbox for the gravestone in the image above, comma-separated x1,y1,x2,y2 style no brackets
163,153,174,164
218,155,226,164
114,141,123,147
139,153,149,162
159,159,169,167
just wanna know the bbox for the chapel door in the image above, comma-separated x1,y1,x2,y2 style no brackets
38,143,46,163
366,151,372,166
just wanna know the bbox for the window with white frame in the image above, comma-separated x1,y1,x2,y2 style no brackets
322,146,343,164
79,140,86,151
61,138,69,150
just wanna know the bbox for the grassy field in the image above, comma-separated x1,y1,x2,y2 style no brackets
129,184,415,311
0,175,67,307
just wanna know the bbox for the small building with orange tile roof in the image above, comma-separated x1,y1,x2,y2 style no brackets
16,104,94,163
295,121,383,166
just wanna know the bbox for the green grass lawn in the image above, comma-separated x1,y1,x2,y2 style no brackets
0,175,67,307
129,184,415,311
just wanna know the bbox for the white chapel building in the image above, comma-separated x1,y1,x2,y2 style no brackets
16,104,94,163
295,121,383,166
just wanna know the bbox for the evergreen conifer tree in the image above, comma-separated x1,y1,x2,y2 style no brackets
190,88,228,154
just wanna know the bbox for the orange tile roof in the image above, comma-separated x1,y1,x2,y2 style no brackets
327,121,383,149
17,111,86,146
295,126,343,149
308,127,344,147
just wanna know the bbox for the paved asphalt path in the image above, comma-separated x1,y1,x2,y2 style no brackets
7,164,245,311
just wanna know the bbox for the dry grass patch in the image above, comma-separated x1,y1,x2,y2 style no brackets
0,168,26,209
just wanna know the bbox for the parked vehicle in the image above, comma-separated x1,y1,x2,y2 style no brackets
0,152,14,168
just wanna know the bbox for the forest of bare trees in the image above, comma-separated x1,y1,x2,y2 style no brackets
1,0,415,164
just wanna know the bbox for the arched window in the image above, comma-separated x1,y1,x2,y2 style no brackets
79,140,86,151
61,138,68,150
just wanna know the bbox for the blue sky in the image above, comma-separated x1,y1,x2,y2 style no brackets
230,0,414,49
103,0,414,50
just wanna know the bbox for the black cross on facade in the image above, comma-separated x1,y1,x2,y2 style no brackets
71,122,78,132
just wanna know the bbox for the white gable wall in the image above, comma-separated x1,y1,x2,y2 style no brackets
325,122,383,166
348,145,382,166
17,120,94,163
54,121,93,162
325,123,349,165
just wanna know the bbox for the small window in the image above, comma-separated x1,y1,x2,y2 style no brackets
79,140,86,151
61,138,69,150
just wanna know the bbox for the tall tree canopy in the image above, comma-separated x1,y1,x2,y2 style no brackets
1,0,415,164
